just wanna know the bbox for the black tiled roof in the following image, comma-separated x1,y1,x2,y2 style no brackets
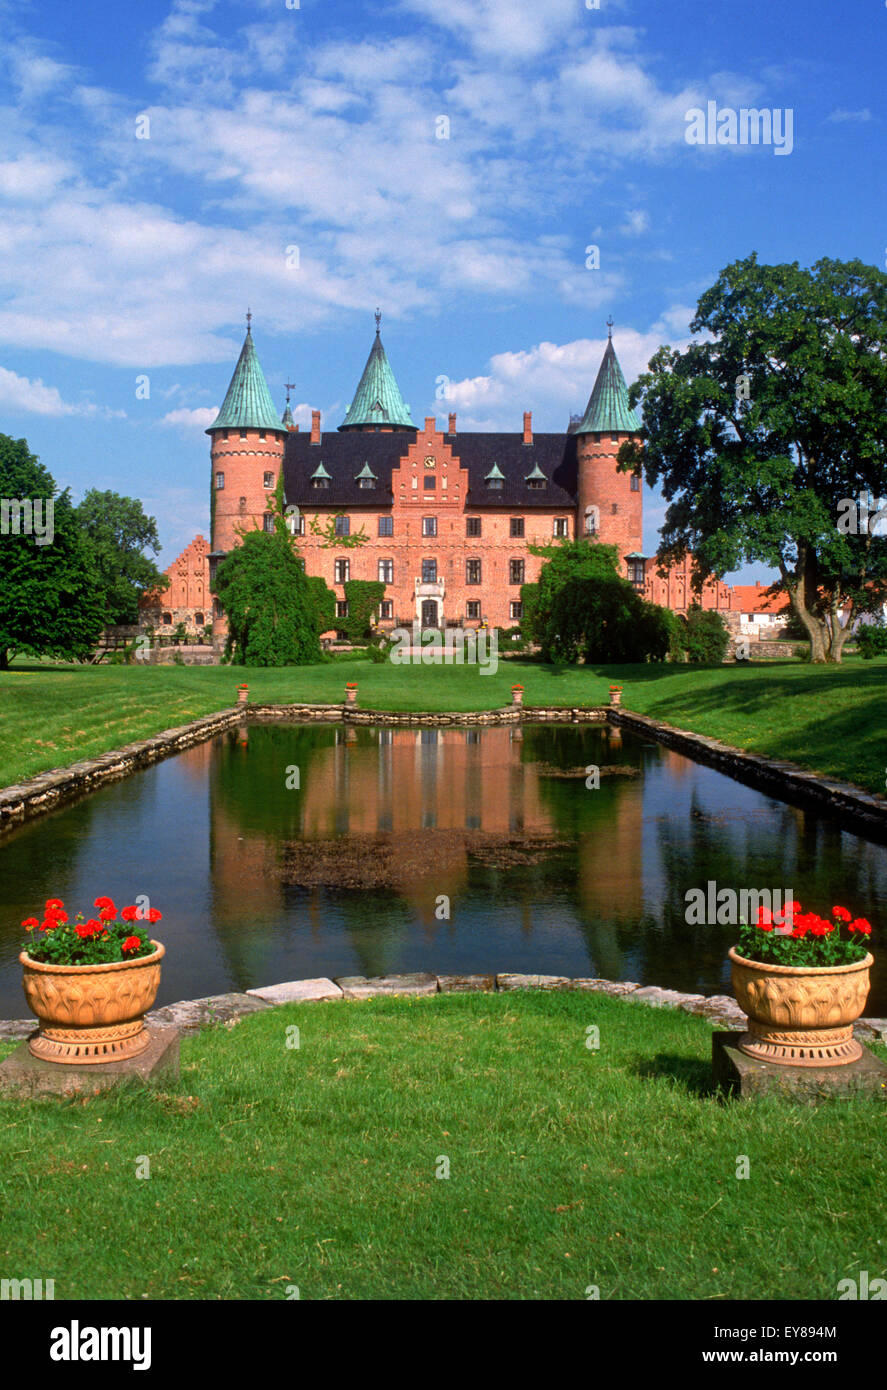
282,431,578,509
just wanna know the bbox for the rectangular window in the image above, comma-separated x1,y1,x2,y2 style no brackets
259,431,266,441
334,559,350,584
380,600,393,619
378,559,393,583
239,429,247,440
611,433,619,443
611,503,618,515
291,513,305,536
466,601,481,620
334,515,350,536
263,471,274,488
510,559,525,584
422,559,437,583
263,513,274,533
510,517,524,538
424,476,436,490
466,517,481,537
553,518,568,537
215,472,225,490
336,601,349,618
378,516,393,536
510,601,523,620
422,516,437,537
631,473,640,491
466,559,482,585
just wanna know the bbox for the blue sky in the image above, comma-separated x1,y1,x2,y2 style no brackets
0,0,882,578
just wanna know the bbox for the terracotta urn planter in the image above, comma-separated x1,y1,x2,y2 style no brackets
609,685,623,708
345,683,358,706
237,684,249,705
511,684,524,706
20,942,165,1065
728,947,873,1066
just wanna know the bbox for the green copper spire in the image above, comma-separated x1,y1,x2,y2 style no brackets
574,326,641,435
207,314,286,435
339,311,417,431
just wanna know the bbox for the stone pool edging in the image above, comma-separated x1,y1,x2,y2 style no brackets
1,972,885,1045
609,709,887,836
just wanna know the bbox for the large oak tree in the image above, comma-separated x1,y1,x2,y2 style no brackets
621,255,887,662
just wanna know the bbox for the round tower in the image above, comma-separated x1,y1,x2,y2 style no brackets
206,314,288,559
574,322,643,578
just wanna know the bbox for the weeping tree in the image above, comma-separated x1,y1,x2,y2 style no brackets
212,478,322,666
621,255,887,662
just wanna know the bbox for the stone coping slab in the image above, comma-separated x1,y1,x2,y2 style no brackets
0,973,871,1039
248,978,343,1004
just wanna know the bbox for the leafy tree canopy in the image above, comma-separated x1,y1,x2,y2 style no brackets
213,529,322,666
75,489,168,625
621,254,887,662
0,435,105,669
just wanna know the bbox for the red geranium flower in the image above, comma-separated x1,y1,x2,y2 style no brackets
120,905,139,922
146,908,162,924
756,907,774,931
39,918,59,932
44,898,65,912
98,906,116,922
832,906,852,922
791,919,809,938
809,917,833,937
849,918,872,935
21,917,39,931
94,896,115,911
122,936,142,953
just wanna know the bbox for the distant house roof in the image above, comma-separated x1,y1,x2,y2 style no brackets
282,432,578,508
206,326,286,435
574,338,642,435
731,583,788,615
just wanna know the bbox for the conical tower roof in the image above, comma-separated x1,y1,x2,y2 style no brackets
339,313,416,431
575,332,641,435
206,320,286,435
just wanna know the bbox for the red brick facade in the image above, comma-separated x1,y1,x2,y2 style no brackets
141,534,212,636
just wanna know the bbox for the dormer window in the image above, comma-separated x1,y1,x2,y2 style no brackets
485,464,505,490
356,462,376,490
311,462,330,490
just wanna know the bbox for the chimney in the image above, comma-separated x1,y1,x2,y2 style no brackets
448,412,457,435
425,415,437,435
311,409,321,444
523,411,533,445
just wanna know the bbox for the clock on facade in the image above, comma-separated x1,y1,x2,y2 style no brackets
424,456,435,467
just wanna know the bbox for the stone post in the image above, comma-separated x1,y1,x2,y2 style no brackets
237,684,248,706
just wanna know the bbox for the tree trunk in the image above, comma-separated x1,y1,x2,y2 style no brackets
0,648,9,671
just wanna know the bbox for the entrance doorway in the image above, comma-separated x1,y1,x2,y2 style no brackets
421,599,439,628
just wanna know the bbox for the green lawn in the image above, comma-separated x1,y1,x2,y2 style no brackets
0,991,883,1301
2,655,887,793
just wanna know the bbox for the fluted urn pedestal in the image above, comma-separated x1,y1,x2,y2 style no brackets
728,947,873,1067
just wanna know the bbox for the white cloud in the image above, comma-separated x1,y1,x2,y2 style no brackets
430,322,695,431
159,406,219,430
0,365,124,417
826,108,872,123
619,210,650,236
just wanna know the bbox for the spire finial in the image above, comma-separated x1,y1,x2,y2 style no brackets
375,307,381,335
246,308,253,334
284,380,296,403
606,316,614,340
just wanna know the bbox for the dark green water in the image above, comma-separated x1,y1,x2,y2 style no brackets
1,721,884,1014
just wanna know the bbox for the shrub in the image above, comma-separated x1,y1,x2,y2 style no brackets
342,580,385,644
856,622,887,659
683,606,729,663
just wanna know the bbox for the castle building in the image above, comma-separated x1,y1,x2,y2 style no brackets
206,314,645,636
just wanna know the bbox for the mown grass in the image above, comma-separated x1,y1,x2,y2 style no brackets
0,992,884,1301
2,655,886,794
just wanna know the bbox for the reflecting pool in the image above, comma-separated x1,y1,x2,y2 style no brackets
1,720,884,1014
